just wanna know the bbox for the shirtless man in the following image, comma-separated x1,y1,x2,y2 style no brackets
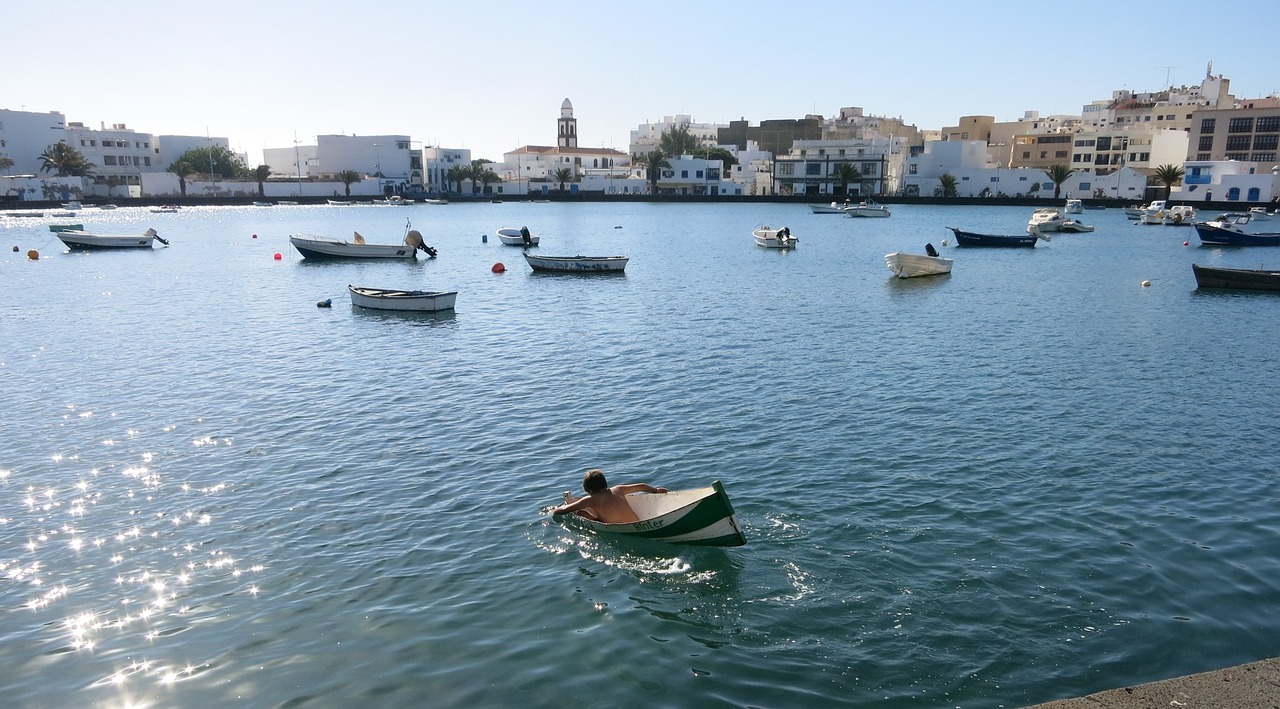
552,469,668,524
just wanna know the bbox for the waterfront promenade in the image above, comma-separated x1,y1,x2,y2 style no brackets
1028,657,1280,708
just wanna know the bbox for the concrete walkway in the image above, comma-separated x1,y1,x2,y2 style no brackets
1026,657,1280,708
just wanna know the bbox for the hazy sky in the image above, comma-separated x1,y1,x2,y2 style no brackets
8,0,1278,166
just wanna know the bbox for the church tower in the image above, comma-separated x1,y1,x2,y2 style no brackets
557,98,577,149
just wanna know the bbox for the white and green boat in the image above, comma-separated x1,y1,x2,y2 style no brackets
562,480,746,547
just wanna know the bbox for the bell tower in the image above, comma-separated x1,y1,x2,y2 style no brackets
557,98,577,149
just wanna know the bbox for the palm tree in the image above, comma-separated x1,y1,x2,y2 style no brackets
552,167,574,192
168,161,196,197
477,168,502,195
1153,164,1185,200
832,163,863,197
939,173,958,198
638,150,671,195
0,156,14,175
446,164,471,195
339,170,362,197
659,125,700,157
39,142,95,177
253,165,271,197
1046,164,1075,199
469,159,493,195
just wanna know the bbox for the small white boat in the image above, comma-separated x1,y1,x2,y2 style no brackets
96,203,118,211
753,226,798,249
277,200,299,205
252,201,273,207
424,198,449,205
1248,207,1273,221
327,199,359,206
1162,204,1196,226
523,253,628,272
57,227,168,250
1028,207,1066,232
348,285,457,312
809,201,848,214
1137,200,1168,224
1064,198,1084,214
290,228,435,259
557,480,746,547
1058,220,1095,233
844,200,891,218
374,196,415,206
884,248,953,278
150,205,181,213
496,226,539,246
62,200,83,210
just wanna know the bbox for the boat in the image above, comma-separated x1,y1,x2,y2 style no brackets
948,227,1044,248
150,205,180,213
1058,220,1095,233
49,224,84,233
844,199,891,218
424,198,449,205
1163,205,1196,226
1192,263,1280,291
277,200,299,206
62,200,83,210
96,204,117,211
557,480,746,547
327,199,358,206
1194,213,1280,246
1123,204,1146,220
348,285,458,311
1248,207,1273,221
374,196,415,206
252,201,273,207
752,226,798,249
290,227,436,259
884,246,953,278
1064,198,1084,214
56,227,168,250
1027,207,1066,232
496,226,539,246
523,253,628,273
809,201,848,214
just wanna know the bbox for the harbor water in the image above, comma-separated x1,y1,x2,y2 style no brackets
2,201,1279,707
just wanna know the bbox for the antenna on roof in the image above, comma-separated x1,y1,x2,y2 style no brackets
1161,66,1178,87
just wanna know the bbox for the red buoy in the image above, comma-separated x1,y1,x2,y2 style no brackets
273,252,282,260
252,234,258,239
1183,241,1189,246
492,262,505,273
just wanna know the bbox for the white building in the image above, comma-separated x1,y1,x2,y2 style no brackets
488,99,629,196
0,109,69,176
773,136,905,197
629,114,725,157
263,143,320,180
312,134,419,193
903,139,1147,199
1172,161,1280,203
421,146,471,196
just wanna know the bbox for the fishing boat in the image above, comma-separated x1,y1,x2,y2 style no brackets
496,226,539,246
558,480,746,546
844,199,891,218
884,247,953,278
1194,213,1280,246
56,227,168,250
523,253,628,273
948,227,1044,248
753,226,798,249
290,224,436,259
809,201,848,214
347,285,458,311
1058,220,1095,233
1192,264,1280,291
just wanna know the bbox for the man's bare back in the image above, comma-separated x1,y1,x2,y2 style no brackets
552,471,669,524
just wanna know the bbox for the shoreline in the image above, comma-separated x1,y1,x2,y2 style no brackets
1025,657,1280,708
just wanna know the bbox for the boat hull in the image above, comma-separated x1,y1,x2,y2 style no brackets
752,227,798,249
496,228,540,246
565,481,746,546
948,227,1038,248
885,252,954,278
290,235,418,259
523,254,628,272
57,231,157,249
1192,264,1280,291
1194,225,1280,246
347,285,458,311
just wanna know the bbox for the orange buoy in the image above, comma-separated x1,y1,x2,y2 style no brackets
492,262,505,273
273,252,282,260
27,249,39,260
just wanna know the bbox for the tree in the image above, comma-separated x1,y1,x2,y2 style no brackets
638,149,671,194
446,165,471,194
552,167,574,192
939,173,958,198
469,159,493,195
659,125,700,157
476,167,502,194
832,163,863,196
253,165,271,197
339,170,362,197
39,142,95,177
691,145,738,172
168,161,196,197
1046,164,1075,199
0,156,13,174
1154,164,1185,200
173,146,248,180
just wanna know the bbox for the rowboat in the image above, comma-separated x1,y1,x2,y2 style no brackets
523,253,628,273
1194,213,1280,246
347,285,458,311
1192,264,1280,291
559,480,746,546
885,249,953,278
844,200,891,218
948,227,1043,248
753,226,798,249
496,226,539,246
57,227,168,250
290,227,436,259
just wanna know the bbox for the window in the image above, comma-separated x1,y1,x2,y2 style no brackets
1248,188,1262,201
778,163,794,176
695,170,703,179
1094,154,1108,165
681,170,688,178
1040,151,1048,159
103,155,117,165
1096,137,1112,151
1055,150,1068,158
1253,135,1278,151
1197,153,1211,161
1022,151,1030,159
1139,153,1149,162
861,164,876,176
1079,182,1091,191
1226,136,1251,151
1251,153,1277,162
1228,117,1255,133
1198,136,1214,151
1257,116,1280,133
805,163,821,175
908,164,918,175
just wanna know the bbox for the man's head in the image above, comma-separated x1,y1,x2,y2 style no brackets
583,468,607,494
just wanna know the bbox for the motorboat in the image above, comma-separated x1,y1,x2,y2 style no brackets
1192,264,1280,291
752,226,798,249
1064,199,1084,214
1028,208,1066,232
885,246,953,278
1059,220,1095,233
57,227,168,250
496,226,539,246
845,200,891,218
290,228,436,259
948,226,1044,247
1194,213,1280,246
809,201,848,214
1163,205,1196,226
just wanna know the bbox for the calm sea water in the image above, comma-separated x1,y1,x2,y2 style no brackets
2,201,1279,708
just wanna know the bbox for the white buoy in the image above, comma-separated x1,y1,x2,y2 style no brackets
1141,280,1151,287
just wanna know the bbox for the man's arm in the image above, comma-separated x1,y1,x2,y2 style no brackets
612,483,669,496
552,494,594,516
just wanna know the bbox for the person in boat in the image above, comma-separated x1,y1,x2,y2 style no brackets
925,242,939,257
552,469,668,524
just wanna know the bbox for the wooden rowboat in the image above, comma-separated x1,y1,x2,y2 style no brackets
561,480,746,546
1192,264,1280,291
347,285,458,311
523,253,628,272
885,250,953,278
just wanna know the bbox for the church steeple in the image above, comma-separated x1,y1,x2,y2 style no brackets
557,98,577,149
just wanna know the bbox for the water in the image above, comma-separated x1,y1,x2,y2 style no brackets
2,202,1279,708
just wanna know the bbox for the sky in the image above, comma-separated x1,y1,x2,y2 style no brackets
7,0,1280,167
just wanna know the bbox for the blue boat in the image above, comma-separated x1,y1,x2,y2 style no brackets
1194,213,1280,246
947,227,1042,248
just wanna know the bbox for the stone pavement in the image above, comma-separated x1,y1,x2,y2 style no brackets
1026,657,1280,708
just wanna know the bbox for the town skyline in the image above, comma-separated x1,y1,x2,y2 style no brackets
7,0,1280,166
